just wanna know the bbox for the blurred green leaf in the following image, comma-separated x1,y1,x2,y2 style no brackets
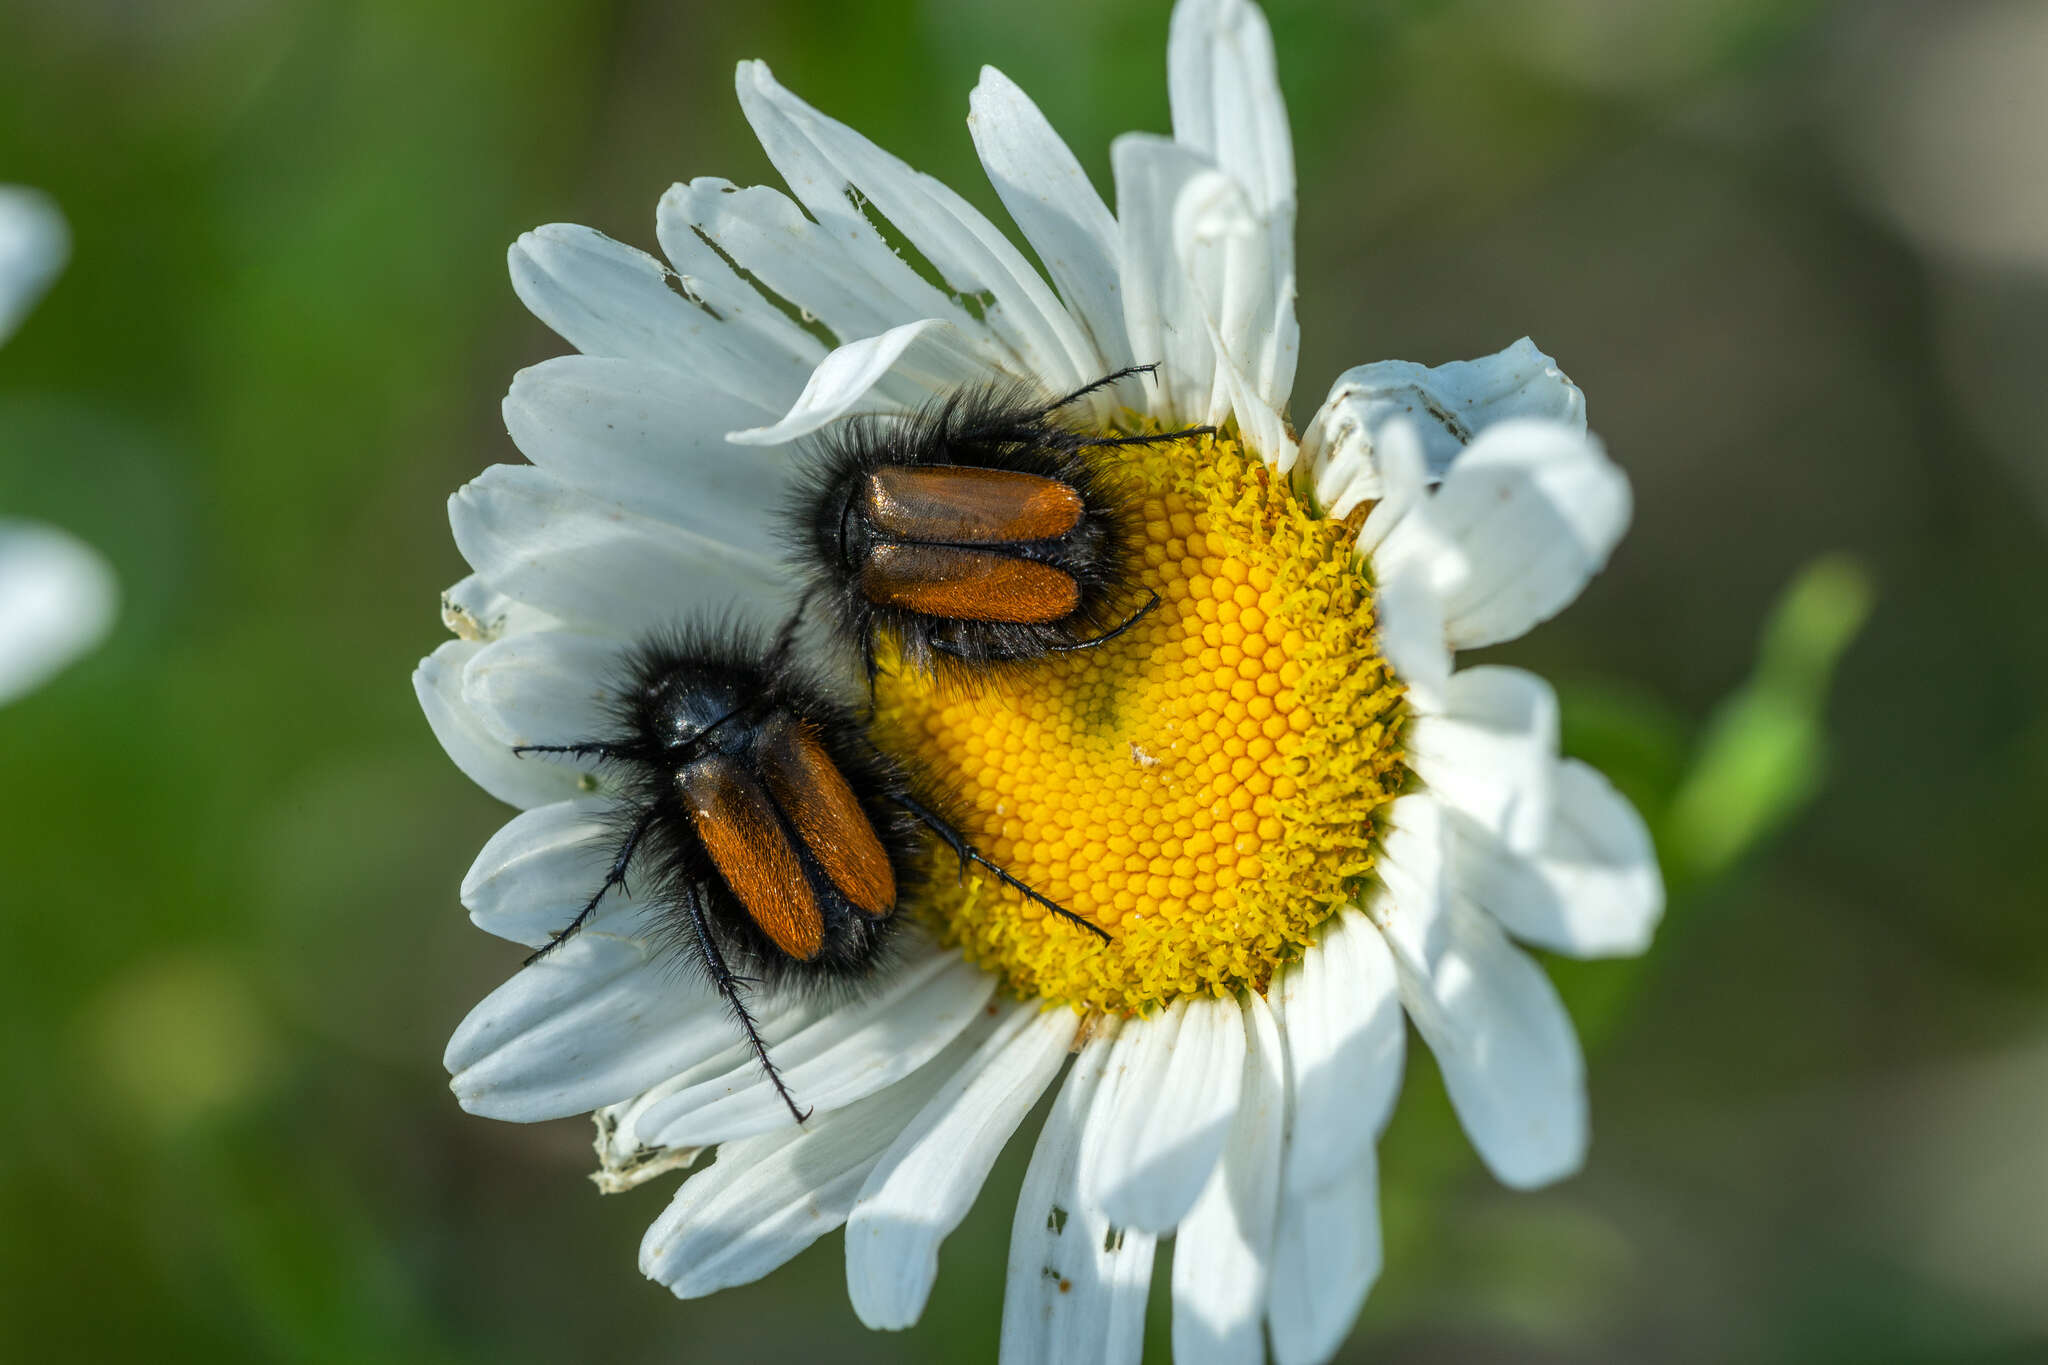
1663,553,1875,886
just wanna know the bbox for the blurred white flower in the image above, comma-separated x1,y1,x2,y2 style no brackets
0,186,68,343
0,188,115,706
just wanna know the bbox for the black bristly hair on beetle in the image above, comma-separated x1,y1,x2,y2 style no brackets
507,616,1109,1124
791,364,1213,686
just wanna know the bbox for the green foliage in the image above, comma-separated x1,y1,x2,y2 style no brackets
1664,554,1875,886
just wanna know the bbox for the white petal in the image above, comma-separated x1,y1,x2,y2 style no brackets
633,950,995,1147
847,1002,1082,1330
1372,419,1632,651
0,519,115,705
1266,1155,1382,1365
729,62,985,336
595,1036,762,1191
440,573,559,644
1168,0,1294,224
1300,338,1586,511
1449,758,1664,958
1171,993,1285,1365
1000,1023,1157,1365
1353,414,1428,551
969,67,1136,384
506,223,816,416
1083,992,1246,1233
503,355,800,556
414,639,585,810
605,990,841,1150
1370,555,1449,711
447,464,793,634
1369,805,1588,1188
459,626,623,750
1166,0,1298,411
1171,169,1296,468
735,62,1103,395
444,930,733,1122
726,319,1004,447
0,186,67,342
1112,133,1220,423
660,178,964,349
640,1021,986,1300
1405,664,1559,855
641,185,844,385
1269,908,1403,1195
460,799,648,948
1372,794,1455,965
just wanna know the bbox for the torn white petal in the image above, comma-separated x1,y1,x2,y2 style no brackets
734,61,1100,395
726,319,1003,447
1301,338,1585,514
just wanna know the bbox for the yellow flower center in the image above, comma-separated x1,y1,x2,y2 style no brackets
871,434,1407,1014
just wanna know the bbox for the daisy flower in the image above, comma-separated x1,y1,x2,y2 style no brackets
418,1,1662,1360
0,187,116,708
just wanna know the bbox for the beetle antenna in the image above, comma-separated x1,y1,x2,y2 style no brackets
1078,425,1215,450
1038,363,1160,416
681,882,810,1124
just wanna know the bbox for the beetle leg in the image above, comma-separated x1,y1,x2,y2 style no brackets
525,804,660,965
1042,591,1161,654
681,881,810,1124
893,793,1112,943
511,741,629,762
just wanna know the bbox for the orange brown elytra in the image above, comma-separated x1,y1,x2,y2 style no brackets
795,366,1211,684
510,623,1107,1122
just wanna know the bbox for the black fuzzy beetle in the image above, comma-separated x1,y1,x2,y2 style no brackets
511,621,1106,1122
792,365,1211,683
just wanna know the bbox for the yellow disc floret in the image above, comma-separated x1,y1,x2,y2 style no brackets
871,434,1406,1014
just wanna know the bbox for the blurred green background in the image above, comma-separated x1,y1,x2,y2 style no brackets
4,0,2045,1360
